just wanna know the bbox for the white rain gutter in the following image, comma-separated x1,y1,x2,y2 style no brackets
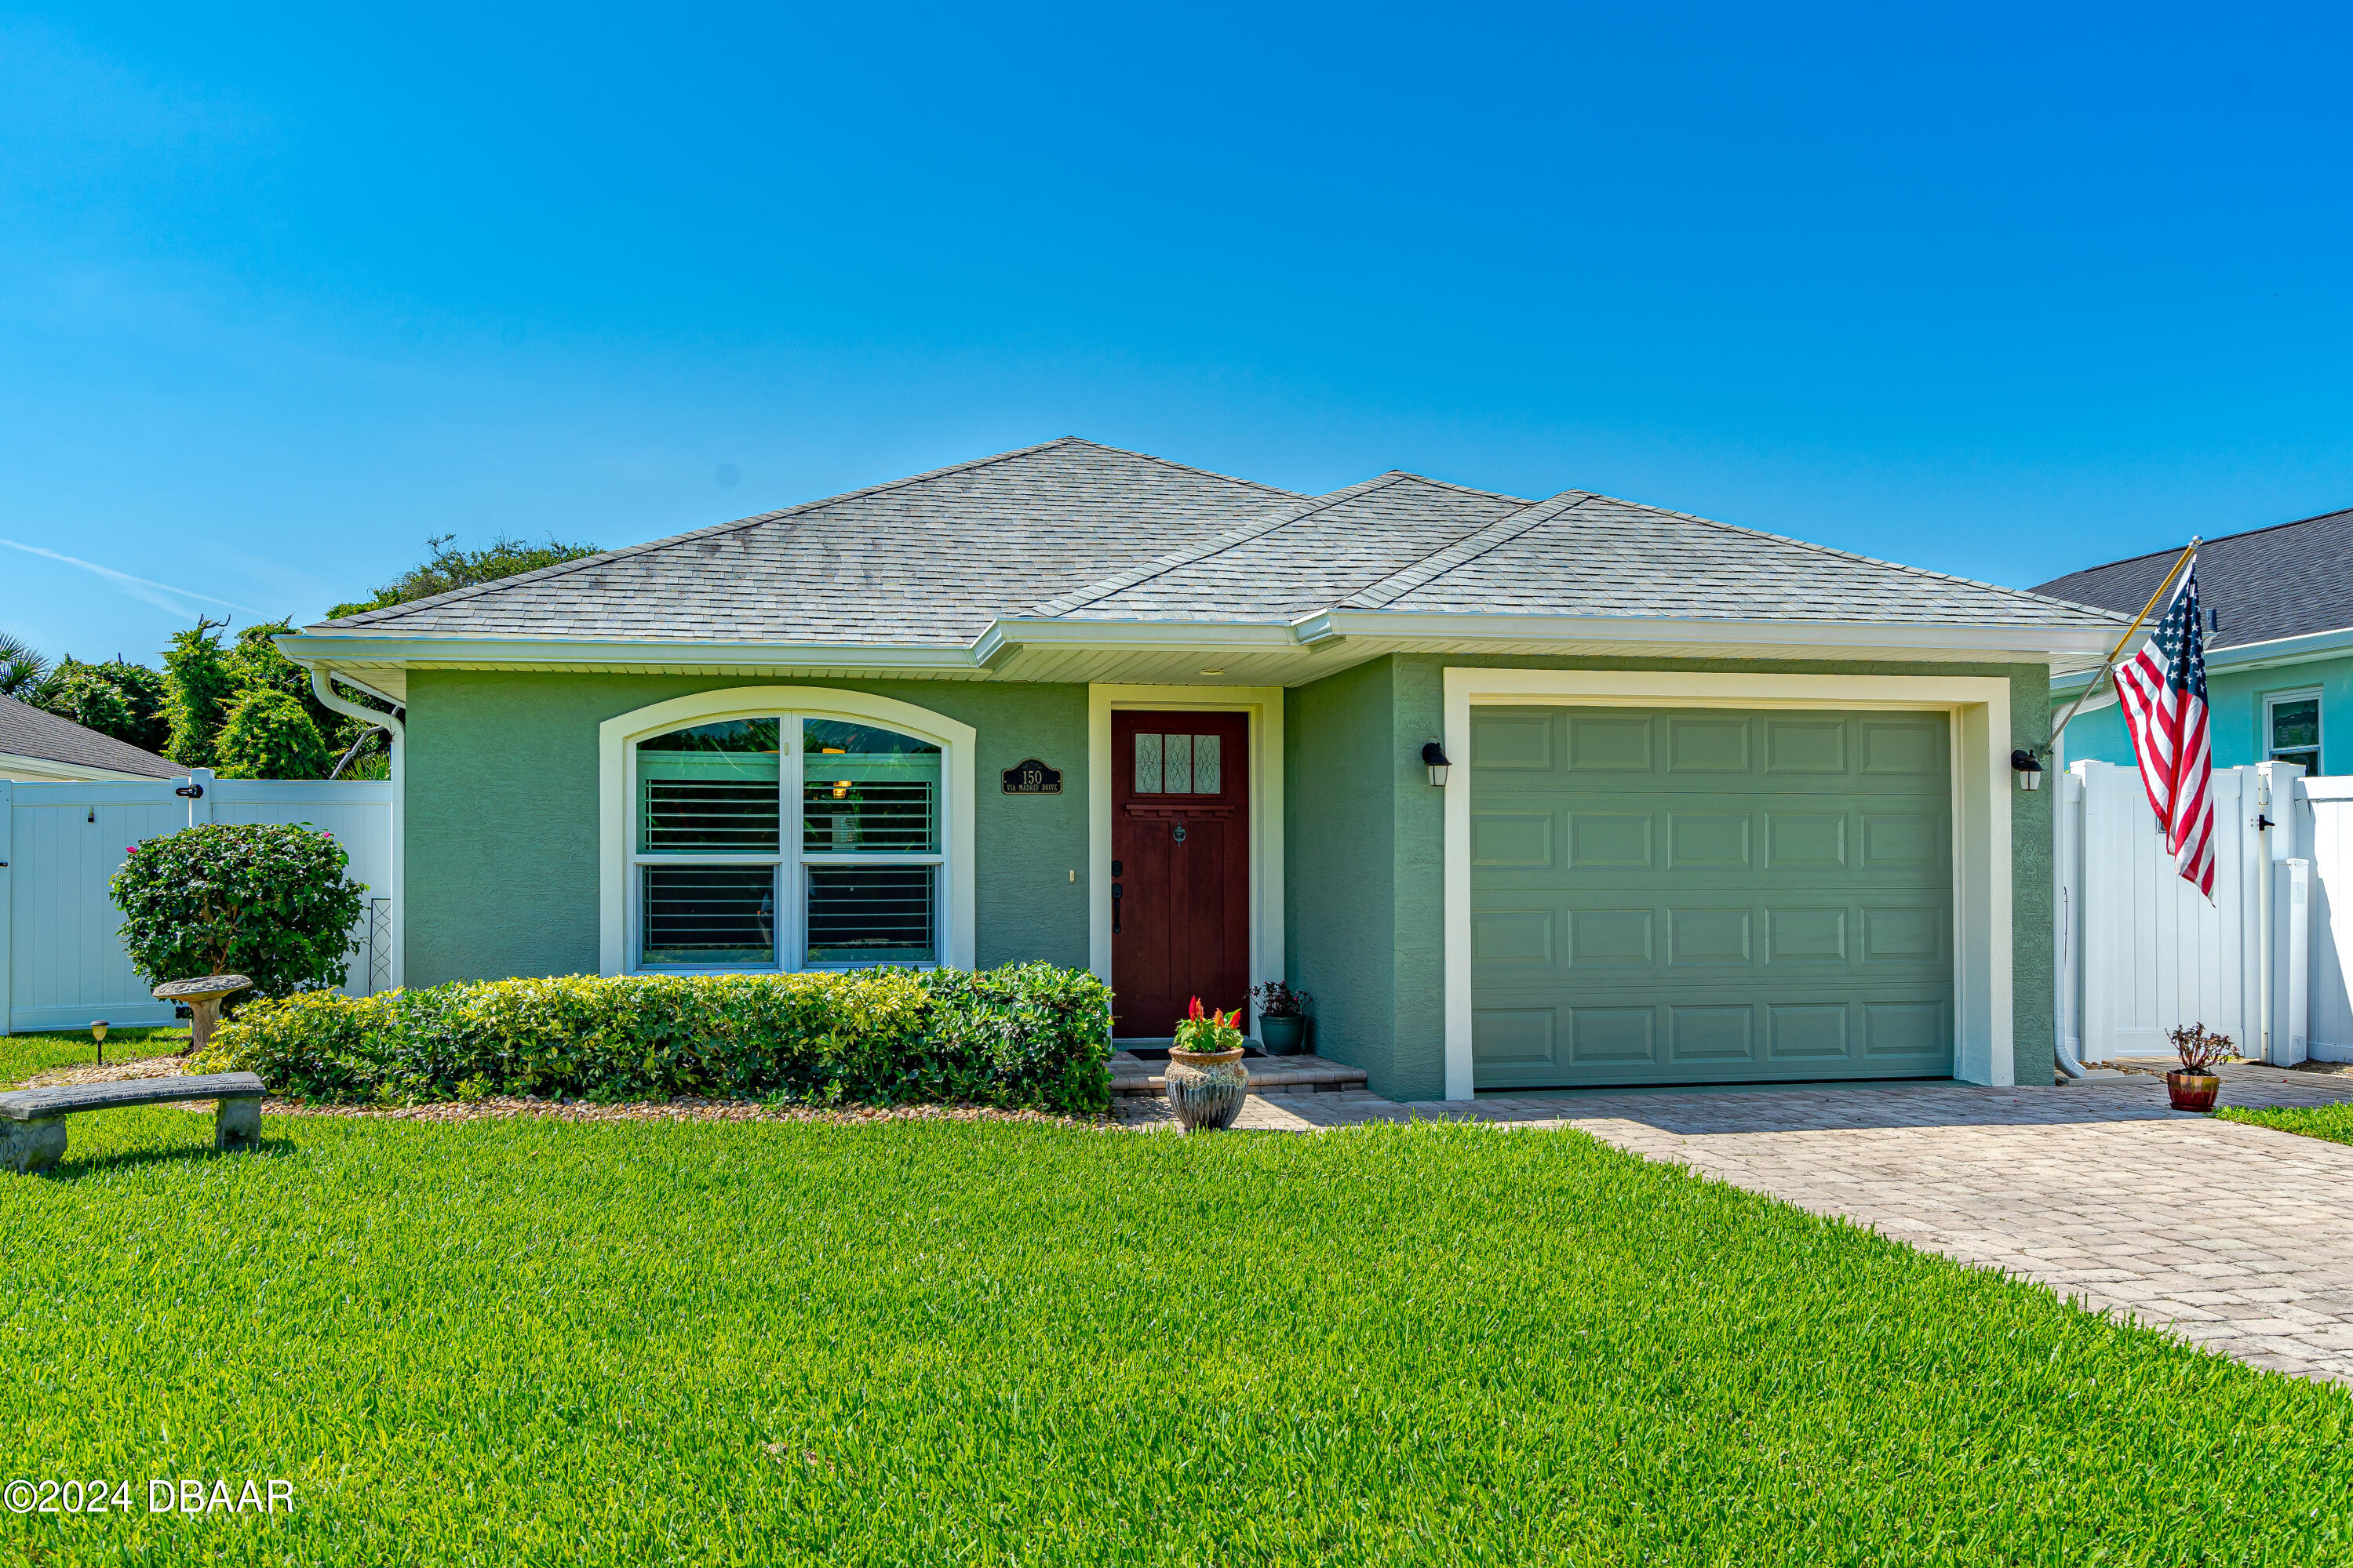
311,668,406,990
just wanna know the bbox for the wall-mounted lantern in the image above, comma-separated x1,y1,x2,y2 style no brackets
2010,749,2045,791
1422,741,1452,788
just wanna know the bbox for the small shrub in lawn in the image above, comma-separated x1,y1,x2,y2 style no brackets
111,822,366,1000
192,963,1114,1115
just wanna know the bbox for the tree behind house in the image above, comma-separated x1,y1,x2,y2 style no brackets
162,618,241,768
329,532,602,619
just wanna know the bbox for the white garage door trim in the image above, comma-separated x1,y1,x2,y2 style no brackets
1442,669,2014,1098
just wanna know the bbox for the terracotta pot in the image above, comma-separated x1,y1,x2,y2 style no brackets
1165,1047,1250,1131
2165,1070,2220,1112
1258,1015,1307,1055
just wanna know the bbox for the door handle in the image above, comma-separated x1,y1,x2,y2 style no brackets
1111,880,1123,935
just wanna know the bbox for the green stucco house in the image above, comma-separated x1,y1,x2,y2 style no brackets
2037,506,2353,782
280,438,2121,1100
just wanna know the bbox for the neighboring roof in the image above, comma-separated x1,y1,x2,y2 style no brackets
296,436,2127,680
319,438,1302,646
0,694,180,778
2032,506,2353,650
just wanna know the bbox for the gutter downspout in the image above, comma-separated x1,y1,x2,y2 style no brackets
311,670,406,991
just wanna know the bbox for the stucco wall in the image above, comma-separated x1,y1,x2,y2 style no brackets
402,671,1090,985
2060,654,2353,778
1285,654,2057,1098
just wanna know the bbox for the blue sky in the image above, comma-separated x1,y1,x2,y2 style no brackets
4,2,2350,664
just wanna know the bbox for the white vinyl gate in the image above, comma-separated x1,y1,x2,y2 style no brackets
2297,777,2353,1061
2057,759,2311,1066
0,768,396,1035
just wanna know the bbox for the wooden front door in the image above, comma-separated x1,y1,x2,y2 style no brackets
1112,710,1250,1039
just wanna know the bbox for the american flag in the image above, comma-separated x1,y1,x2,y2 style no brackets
2113,558,2214,897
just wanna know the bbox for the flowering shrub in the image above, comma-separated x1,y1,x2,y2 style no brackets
110,823,366,1001
191,963,1114,1115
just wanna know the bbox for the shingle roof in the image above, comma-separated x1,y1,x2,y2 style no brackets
1040,478,2118,629
2032,507,2353,649
0,694,179,777
319,438,1302,645
305,437,2123,644
1037,472,1532,620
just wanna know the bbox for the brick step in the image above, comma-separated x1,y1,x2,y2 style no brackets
1109,1050,1368,1100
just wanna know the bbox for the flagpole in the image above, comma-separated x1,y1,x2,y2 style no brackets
2047,537,2201,749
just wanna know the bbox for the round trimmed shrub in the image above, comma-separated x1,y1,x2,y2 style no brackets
111,822,366,1000
215,686,331,780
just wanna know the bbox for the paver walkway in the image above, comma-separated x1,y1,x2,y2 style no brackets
1120,1065,2353,1384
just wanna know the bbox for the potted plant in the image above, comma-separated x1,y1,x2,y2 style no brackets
1166,997,1250,1132
2164,1023,2234,1112
1250,980,1313,1055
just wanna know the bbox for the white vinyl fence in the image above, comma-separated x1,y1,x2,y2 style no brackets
0,769,396,1035
2057,759,2313,1066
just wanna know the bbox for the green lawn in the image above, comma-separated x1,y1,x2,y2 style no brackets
2221,1101,2353,1147
2,1105,2350,1566
0,1027,191,1086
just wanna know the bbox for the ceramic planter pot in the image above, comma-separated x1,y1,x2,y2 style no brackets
1258,1015,1307,1055
2165,1070,2220,1112
1165,1047,1250,1131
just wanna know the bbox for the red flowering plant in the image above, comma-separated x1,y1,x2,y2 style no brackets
1171,996,1246,1056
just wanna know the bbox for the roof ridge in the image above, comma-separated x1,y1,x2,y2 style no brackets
2042,503,2353,583
1561,489,2133,624
1048,436,1301,500
1342,491,1580,609
1027,473,1409,617
315,437,1156,630
1375,470,1536,505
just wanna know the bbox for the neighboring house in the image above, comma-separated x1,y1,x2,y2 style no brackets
0,693,180,782
2036,506,2353,776
278,438,2121,1098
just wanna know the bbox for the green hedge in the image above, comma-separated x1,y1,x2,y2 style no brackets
191,964,1113,1115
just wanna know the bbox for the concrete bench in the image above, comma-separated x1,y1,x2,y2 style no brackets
0,1072,267,1174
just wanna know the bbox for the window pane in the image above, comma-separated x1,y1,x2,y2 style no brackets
641,865,775,966
2272,699,2320,753
1164,733,1193,794
638,719,780,853
803,721,940,853
807,865,937,963
1193,733,1221,793
1134,733,1163,793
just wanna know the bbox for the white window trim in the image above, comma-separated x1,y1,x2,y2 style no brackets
2264,686,2323,770
599,686,976,975
1441,668,2014,1098
1087,684,1285,1034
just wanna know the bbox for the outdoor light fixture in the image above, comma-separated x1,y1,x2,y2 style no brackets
1422,741,1452,788
2011,749,2045,791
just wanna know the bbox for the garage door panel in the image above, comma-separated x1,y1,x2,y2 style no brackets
1470,705,1954,1089
1470,992,1958,1086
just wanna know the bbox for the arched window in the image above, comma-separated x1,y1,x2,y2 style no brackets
602,690,973,973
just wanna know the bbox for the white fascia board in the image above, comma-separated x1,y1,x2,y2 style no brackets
2053,624,2353,695
974,618,1299,660
275,633,982,674
1292,609,2119,660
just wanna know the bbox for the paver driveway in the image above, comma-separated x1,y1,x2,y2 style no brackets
1123,1065,2353,1384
